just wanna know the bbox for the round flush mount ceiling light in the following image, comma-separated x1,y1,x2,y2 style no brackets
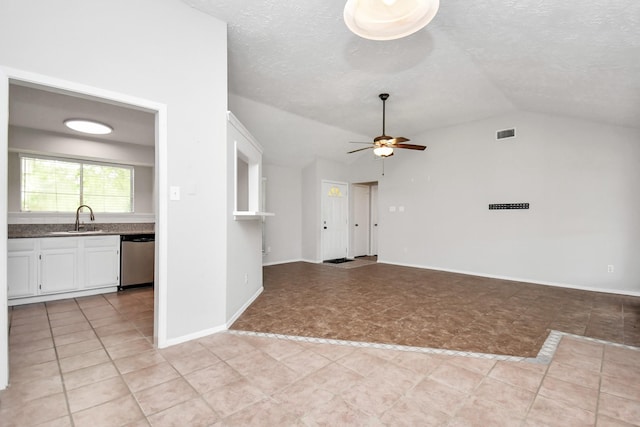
373,145,394,157
64,119,113,135
344,0,440,41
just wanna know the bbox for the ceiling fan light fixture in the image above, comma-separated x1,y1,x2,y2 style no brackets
344,0,440,41
373,146,394,157
64,119,113,135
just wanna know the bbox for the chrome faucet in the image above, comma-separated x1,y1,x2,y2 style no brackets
75,205,95,231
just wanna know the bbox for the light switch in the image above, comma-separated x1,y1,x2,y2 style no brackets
169,186,181,201
389,206,396,212
398,206,405,212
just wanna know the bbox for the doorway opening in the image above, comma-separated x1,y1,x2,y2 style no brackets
0,68,168,389
351,181,379,258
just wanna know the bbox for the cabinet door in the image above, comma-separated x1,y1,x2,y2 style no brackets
8,239,38,299
40,248,78,294
7,251,38,298
84,246,119,289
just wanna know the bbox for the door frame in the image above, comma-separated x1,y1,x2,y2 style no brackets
320,179,349,261
369,183,379,256
0,67,169,389
351,184,371,257
350,181,379,258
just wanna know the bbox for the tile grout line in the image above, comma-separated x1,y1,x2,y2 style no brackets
522,334,554,426
71,294,150,425
102,291,225,424
594,342,605,424
46,299,78,427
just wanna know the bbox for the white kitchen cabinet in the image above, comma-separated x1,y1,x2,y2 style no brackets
84,236,120,289
40,238,79,294
7,235,120,305
7,239,38,298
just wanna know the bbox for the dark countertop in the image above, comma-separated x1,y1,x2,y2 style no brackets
8,223,155,239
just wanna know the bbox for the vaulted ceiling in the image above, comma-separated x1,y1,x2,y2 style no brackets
186,0,640,140
8,1,639,169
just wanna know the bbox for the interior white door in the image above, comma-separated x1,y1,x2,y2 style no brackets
353,185,370,257
322,181,349,261
370,184,379,256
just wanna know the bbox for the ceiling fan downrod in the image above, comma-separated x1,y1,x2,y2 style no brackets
379,93,389,137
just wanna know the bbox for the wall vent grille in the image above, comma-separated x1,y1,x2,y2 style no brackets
497,128,516,140
489,203,529,210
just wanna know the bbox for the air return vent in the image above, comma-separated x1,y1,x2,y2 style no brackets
496,128,516,140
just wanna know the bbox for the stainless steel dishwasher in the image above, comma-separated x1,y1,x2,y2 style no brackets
120,234,155,290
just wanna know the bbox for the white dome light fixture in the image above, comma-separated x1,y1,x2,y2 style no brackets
344,0,440,41
373,145,394,157
64,119,113,135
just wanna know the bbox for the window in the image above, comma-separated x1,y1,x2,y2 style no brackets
20,155,134,213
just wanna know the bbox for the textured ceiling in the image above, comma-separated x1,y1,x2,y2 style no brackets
185,0,640,140
8,1,639,168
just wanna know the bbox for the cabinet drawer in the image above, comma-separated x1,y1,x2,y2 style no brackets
40,237,80,250
8,238,37,251
84,235,120,248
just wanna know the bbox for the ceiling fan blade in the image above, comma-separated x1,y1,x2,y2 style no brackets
347,146,374,154
391,137,410,144
395,143,426,151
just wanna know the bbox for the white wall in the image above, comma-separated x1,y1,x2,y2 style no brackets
349,111,640,294
262,164,302,264
228,93,367,263
0,0,229,346
301,161,318,261
228,93,369,168
226,116,264,322
9,126,154,166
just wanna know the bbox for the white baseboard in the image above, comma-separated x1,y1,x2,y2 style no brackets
158,286,265,349
8,286,118,306
379,259,640,298
226,286,263,328
161,324,227,348
263,258,305,266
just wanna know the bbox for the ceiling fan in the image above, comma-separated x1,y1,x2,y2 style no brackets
348,93,427,157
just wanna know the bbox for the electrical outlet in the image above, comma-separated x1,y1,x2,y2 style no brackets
607,265,614,273
244,273,248,284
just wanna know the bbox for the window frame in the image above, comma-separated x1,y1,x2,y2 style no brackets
19,153,135,213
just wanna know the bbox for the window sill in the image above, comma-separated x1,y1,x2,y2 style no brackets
233,211,275,220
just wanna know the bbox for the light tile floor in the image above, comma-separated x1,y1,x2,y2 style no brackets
2,287,640,426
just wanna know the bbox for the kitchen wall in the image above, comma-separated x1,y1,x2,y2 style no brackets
348,111,640,295
9,126,154,166
0,0,229,350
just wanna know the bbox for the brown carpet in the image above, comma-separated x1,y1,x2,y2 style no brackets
230,262,640,357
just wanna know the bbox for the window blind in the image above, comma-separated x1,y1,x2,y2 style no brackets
20,155,134,213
